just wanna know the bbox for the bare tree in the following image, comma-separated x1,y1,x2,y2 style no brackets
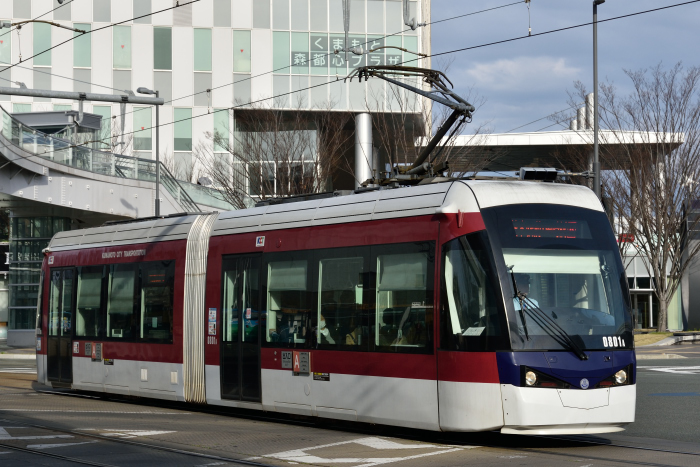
194,99,353,210
592,63,700,331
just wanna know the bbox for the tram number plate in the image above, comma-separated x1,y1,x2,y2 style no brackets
603,336,625,347
91,343,102,361
281,351,293,369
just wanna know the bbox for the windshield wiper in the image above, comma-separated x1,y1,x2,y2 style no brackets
521,297,589,361
506,266,588,361
507,266,529,340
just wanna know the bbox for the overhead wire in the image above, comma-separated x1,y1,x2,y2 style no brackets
113,0,527,121
0,0,74,39
0,0,201,74
95,0,700,146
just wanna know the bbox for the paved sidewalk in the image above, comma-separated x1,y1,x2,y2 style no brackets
0,340,36,359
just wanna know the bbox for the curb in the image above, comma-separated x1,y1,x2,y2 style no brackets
642,334,700,346
0,354,36,360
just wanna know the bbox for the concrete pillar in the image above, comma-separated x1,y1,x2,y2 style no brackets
354,113,373,188
577,107,586,132
570,119,578,131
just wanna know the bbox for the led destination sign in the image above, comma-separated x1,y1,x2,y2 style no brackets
511,219,592,239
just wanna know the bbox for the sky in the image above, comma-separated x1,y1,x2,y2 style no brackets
429,0,700,134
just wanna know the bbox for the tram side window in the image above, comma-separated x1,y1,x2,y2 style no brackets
76,266,104,338
139,261,175,342
266,259,312,346
107,264,137,340
440,232,507,351
317,255,365,349
374,243,434,352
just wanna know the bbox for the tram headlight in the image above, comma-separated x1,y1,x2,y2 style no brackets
614,369,627,385
525,371,537,386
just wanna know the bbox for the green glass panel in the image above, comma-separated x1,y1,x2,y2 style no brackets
0,30,10,64
291,32,308,74
74,24,91,67
214,109,230,152
329,33,347,72
273,31,290,72
194,29,212,72
54,104,72,111
113,26,131,69
133,107,152,151
13,104,31,113
386,36,402,66
233,30,251,73
310,33,328,75
154,27,172,70
403,36,419,66
92,105,112,150
174,108,192,151
33,22,51,66
9,309,35,329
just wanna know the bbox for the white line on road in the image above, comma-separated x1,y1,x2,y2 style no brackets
27,441,98,449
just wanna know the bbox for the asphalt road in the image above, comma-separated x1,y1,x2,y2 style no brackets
1,345,699,466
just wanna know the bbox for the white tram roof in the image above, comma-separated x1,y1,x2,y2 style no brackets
47,181,602,252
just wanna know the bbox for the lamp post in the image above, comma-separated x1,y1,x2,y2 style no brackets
137,87,161,216
593,0,605,200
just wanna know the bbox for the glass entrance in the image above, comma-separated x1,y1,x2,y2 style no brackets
220,255,261,402
47,268,74,383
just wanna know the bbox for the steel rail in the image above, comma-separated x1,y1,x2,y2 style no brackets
0,415,279,467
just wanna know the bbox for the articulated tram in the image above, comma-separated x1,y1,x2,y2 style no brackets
37,180,635,435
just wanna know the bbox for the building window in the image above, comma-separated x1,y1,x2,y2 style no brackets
133,0,152,24
133,107,152,151
12,104,31,113
113,26,131,69
273,32,290,72
233,30,251,73
174,108,192,151
94,0,111,22
0,26,10,64
194,29,212,72
291,32,308,74
33,22,52,66
291,0,309,31
310,0,328,31
13,0,30,19
74,24,91,68
91,105,111,150
154,27,173,70
213,0,232,28
253,0,271,29
214,109,230,152
310,33,328,75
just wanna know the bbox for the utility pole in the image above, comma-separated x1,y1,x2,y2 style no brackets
593,0,605,200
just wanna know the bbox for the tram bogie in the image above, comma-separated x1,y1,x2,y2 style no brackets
37,180,636,435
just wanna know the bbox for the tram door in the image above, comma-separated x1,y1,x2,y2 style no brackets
220,255,261,402
47,268,75,384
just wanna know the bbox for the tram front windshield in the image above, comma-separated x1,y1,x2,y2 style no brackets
482,203,633,352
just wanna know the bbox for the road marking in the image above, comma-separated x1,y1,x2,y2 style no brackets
27,441,98,449
638,365,700,374
0,369,37,374
0,426,73,441
249,436,476,467
79,428,176,438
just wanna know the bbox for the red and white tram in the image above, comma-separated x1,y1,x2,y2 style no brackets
37,180,636,435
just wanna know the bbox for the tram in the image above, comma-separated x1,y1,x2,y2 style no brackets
36,180,635,435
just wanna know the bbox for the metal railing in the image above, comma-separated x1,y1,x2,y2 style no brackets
0,105,233,213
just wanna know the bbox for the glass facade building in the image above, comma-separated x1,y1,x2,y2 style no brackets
1,0,427,181
0,0,428,337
